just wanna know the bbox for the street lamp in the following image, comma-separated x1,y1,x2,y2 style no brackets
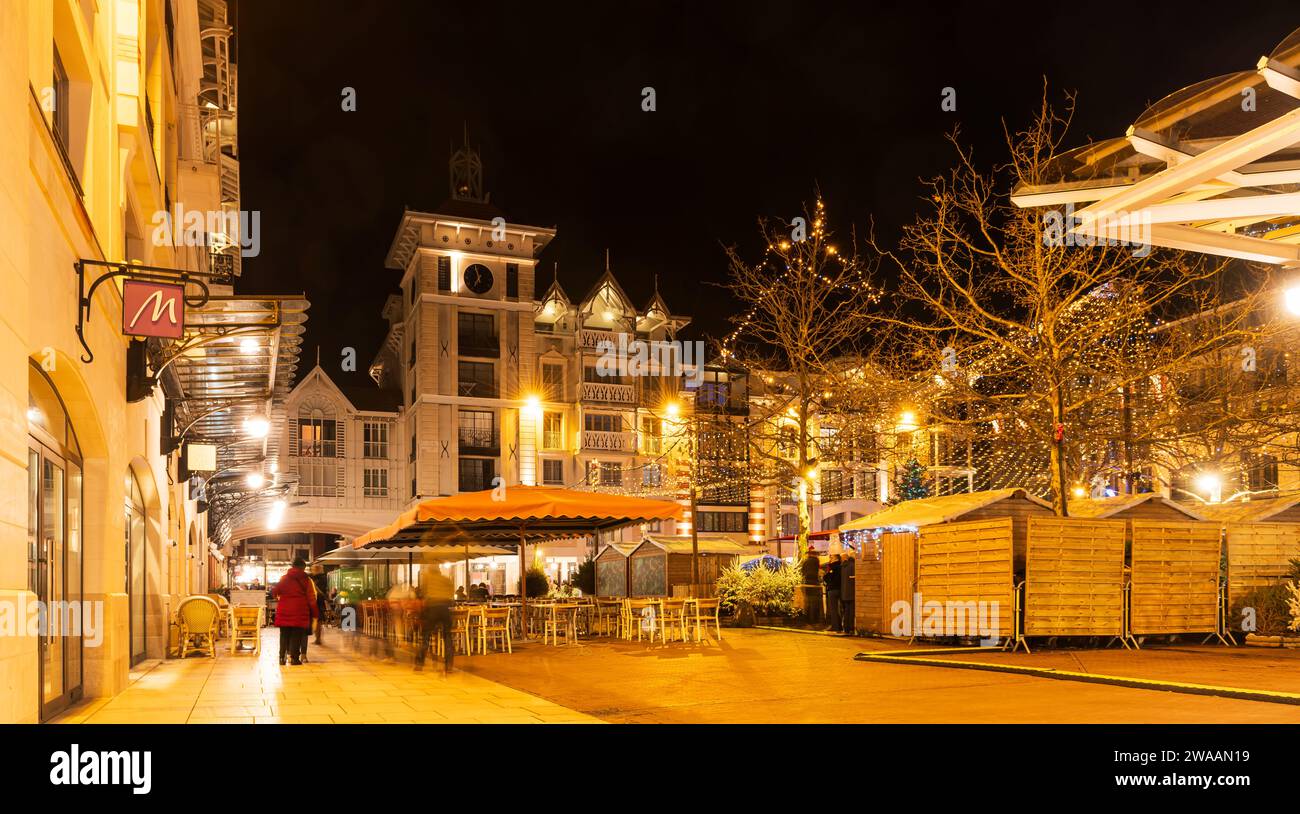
1196,472,1223,504
244,472,265,489
243,415,270,438
1286,285,1300,316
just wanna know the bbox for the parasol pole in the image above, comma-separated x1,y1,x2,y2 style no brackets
518,526,528,639
464,543,470,595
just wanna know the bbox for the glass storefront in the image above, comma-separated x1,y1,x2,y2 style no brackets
126,470,147,665
26,363,83,720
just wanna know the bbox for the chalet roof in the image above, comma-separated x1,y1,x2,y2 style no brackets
633,535,750,555
596,542,639,558
1187,494,1300,523
1066,493,1206,520
839,488,1052,532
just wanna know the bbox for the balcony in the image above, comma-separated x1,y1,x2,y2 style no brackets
582,430,637,452
580,329,623,351
458,428,500,454
580,381,636,404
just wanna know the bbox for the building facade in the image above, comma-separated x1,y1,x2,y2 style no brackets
0,0,304,723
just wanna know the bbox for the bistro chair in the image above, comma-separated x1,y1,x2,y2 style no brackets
229,605,263,655
542,604,577,646
691,598,723,642
479,607,513,654
177,595,220,658
622,598,659,642
657,599,689,643
594,598,622,636
451,607,475,656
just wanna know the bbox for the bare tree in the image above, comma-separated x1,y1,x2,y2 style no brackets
722,197,900,555
874,90,1274,515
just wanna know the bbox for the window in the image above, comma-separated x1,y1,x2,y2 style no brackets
780,513,798,536
363,468,389,497
459,458,496,492
53,46,71,154
642,463,663,488
506,264,519,299
821,470,848,502
298,411,337,457
541,363,565,400
598,462,622,487
542,411,563,449
697,511,746,533
641,417,662,454
458,410,497,451
584,365,627,386
409,428,417,462
437,256,451,291
1245,453,1279,492
299,460,338,497
584,413,621,433
858,470,879,502
408,331,416,368
363,422,389,459
458,361,496,397
458,313,497,357
542,459,564,485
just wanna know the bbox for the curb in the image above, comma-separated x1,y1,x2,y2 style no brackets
854,649,1300,706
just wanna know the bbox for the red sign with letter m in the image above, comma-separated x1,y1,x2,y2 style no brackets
122,280,185,339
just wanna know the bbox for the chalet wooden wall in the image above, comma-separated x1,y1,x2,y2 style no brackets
1129,520,1221,636
916,519,1014,638
1024,517,1126,637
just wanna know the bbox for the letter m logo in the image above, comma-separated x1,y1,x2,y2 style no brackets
122,281,185,339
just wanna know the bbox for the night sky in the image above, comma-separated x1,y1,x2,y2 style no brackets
234,0,1299,388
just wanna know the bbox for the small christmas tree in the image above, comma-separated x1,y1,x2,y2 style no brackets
893,458,930,503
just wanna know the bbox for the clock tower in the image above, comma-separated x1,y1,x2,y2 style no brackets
381,138,556,502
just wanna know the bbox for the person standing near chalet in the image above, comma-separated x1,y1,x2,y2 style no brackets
824,554,843,632
800,549,823,626
840,550,856,635
273,558,319,665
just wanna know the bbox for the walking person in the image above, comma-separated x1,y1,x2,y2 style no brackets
273,558,319,666
415,568,455,674
824,553,843,632
311,568,329,646
800,548,823,626
840,549,856,635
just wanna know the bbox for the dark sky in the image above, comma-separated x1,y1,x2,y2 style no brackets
234,0,1299,388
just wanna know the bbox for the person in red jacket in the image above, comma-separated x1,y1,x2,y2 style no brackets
273,558,319,665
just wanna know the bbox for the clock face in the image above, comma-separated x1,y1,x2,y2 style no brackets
464,264,493,294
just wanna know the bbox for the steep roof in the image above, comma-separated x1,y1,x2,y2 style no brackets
839,488,1053,532
1066,493,1206,520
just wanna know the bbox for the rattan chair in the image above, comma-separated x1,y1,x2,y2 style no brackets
177,596,220,658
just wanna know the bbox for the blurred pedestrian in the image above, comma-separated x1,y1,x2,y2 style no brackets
416,568,456,673
311,567,329,646
272,558,318,665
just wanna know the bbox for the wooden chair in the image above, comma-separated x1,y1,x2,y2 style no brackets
542,604,577,646
657,599,689,643
177,596,220,658
229,605,263,655
622,598,658,641
479,607,513,654
451,608,475,656
594,599,622,636
691,598,723,642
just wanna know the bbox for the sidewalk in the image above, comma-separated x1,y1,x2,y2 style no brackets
52,628,598,724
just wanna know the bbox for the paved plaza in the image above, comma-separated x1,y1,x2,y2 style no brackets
52,629,597,725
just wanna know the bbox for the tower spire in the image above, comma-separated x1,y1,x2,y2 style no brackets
449,125,485,203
